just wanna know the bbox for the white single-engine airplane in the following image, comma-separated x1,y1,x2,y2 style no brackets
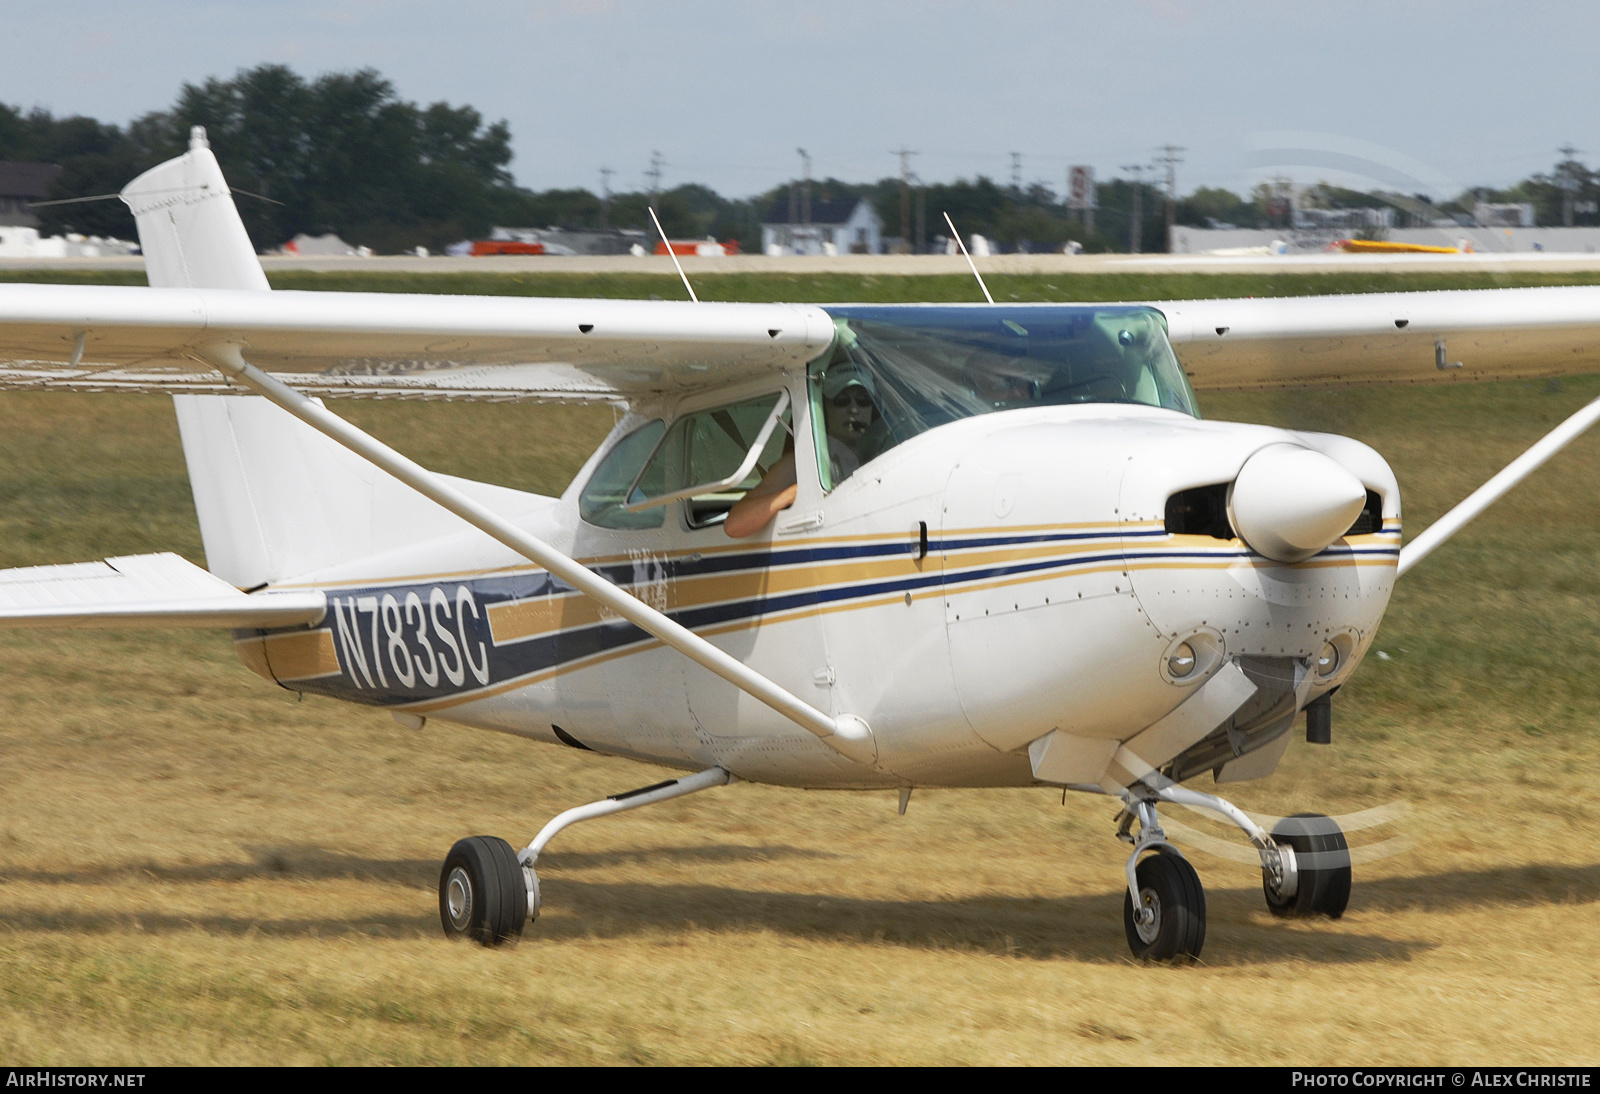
4,132,1599,961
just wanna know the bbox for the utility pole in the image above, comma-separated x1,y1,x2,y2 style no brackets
797,148,812,228
914,173,926,254
1122,164,1147,253
1558,144,1581,227
599,167,613,230
1156,144,1184,253
893,148,917,253
646,151,663,209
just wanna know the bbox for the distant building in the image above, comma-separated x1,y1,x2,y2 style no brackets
1290,206,1394,232
0,162,64,228
761,197,882,255
1474,202,1536,228
283,233,367,257
0,226,138,258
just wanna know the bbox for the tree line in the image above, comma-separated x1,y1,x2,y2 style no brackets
5,65,1597,254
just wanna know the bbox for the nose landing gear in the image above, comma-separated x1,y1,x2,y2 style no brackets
1124,850,1207,962
1106,784,1353,961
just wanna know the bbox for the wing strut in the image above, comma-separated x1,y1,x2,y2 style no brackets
196,342,877,765
1398,390,1600,576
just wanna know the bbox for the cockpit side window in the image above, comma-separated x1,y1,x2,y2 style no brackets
578,419,666,529
634,392,792,529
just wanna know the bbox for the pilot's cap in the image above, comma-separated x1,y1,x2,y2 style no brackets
821,363,871,400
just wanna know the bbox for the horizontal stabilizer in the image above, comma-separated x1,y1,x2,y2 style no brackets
0,551,325,629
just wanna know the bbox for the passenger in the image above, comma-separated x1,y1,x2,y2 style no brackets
724,439,797,539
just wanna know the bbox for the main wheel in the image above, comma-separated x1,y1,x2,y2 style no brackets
1263,812,1351,919
439,836,528,946
1123,850,1206,962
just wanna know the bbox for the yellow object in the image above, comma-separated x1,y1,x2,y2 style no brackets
1338,239,1459,254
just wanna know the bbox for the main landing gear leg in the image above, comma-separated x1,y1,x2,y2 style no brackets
437,766,732,947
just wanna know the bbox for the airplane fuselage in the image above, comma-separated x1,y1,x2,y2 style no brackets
236,386,1400,792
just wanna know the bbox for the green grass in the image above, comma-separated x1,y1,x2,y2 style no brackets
10,265,1600,302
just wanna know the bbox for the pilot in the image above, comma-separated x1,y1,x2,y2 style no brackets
820,365,879,483
724,366,882,539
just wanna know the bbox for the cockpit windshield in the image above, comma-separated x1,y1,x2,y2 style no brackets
811,305,1197,486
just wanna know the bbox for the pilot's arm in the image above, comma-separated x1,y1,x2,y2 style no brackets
724,452,798,538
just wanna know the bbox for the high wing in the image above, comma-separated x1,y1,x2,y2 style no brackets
0,551,324,628
3,284,1600,402
1159,287,1600,389
0,284,836,402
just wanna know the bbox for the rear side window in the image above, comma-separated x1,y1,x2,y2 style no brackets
578,420,666,529
636,393,790,528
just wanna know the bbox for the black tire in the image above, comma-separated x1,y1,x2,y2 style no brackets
1123,850,1206,962
439,836,528,946
1263,813,1352,919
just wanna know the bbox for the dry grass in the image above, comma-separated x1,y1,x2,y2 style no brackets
1,373,1598,1065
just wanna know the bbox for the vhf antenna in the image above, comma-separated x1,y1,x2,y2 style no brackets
943,211,994,304
649,205,699,303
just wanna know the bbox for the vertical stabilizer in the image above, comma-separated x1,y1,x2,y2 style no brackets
172,395,551,588
120,127,269,291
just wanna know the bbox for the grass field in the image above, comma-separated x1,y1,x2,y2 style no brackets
1,272,1598,1064
11,264,1600,303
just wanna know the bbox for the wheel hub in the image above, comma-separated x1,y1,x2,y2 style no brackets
446,867,473,931
1135,887,1162,943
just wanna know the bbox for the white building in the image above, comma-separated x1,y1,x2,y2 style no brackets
0,226,139,258
761,197,883,256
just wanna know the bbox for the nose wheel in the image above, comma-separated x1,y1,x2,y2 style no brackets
1123,849,1207,962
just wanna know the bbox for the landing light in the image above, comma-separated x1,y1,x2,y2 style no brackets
1168,643,1197,678
1160,630,1224,686
1315,642,1340,677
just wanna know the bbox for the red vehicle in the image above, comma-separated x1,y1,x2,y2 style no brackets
471,240,546,256
654,239,741,256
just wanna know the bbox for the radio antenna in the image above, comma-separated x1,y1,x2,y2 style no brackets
649,205,699,303
943,211,994,304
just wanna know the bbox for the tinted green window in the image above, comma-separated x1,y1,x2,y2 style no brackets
578,420,666,530
637,393,789,528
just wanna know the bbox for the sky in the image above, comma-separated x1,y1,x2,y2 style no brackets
6,1,1598,202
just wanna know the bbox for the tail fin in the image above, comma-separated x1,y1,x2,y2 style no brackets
120,126,269,291
130,138,548,587
173,395,551,589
